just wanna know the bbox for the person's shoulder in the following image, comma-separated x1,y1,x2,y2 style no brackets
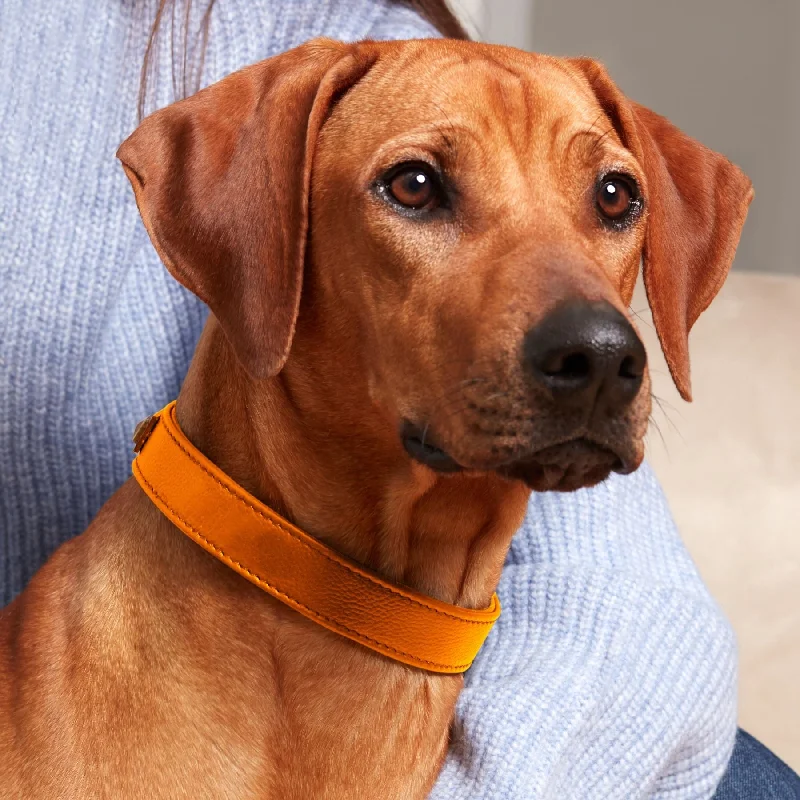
365,2,442,41
202,0,440,86
510,461,718,597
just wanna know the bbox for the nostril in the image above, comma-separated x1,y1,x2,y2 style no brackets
543,351,592,381
618,354,643,380
524,301,646,406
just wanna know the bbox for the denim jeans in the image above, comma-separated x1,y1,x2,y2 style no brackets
713,730,800,799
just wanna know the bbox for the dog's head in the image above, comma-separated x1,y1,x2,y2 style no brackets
118,38,752,492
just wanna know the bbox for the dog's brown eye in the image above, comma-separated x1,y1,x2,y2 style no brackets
387,165,440,210
596,176,635,221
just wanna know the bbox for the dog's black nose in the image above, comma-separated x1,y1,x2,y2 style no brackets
523,301,646,410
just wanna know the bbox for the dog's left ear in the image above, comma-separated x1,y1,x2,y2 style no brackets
568,59,754,401
118,39,377,379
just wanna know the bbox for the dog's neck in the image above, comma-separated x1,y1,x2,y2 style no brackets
173,319,530,609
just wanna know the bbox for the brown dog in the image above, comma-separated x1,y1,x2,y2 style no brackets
0,39,751,798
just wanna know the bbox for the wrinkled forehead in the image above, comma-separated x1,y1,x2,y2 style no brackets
323,41,615,162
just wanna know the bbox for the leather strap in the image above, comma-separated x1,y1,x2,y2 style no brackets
132,402,500,673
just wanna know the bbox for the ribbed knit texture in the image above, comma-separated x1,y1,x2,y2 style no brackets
0,1,736,797
432,462,738,799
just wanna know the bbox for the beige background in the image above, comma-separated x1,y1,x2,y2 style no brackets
451,0,800,771
634,273,800,770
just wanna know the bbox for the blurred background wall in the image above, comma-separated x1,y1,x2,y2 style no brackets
450,0,800,771
454,0,800,275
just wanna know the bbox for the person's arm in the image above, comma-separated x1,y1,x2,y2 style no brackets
430,461,737,799
366,1,442,40
195,0,441,96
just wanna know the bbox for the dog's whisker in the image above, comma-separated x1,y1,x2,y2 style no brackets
420,420,431,449
483,391,511,404
651,394,684,441
629,307,655,331
588,110,606,135
647,414,669,454
430,99,460,155
651,392,681,416
588,126,615,160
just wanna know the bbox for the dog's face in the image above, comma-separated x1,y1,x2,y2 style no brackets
311,45,653,490
118,39,752,493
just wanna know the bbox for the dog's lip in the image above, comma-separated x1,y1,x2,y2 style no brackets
401,420,634,481
497,437,625,491
499,436,631,472
400,421,464,473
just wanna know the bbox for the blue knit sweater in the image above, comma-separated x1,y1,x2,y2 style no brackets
0,1,736,796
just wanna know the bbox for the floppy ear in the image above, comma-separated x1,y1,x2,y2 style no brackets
117,39,377,378
568,59,754,401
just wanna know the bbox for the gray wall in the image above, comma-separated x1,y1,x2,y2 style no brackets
455,0,800,275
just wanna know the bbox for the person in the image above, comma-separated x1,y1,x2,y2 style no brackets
1,0,797,796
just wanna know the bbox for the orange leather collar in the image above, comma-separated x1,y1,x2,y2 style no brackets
131,402,500,673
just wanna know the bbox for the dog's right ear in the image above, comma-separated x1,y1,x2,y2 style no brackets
567,59,753,401
118,39,377,379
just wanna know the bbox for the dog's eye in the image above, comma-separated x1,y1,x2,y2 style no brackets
596,175,638,223
385,163,443,210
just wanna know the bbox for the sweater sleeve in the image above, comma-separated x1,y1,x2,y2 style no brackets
196,0,440,94
429,461,738,800
365,1,442,40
